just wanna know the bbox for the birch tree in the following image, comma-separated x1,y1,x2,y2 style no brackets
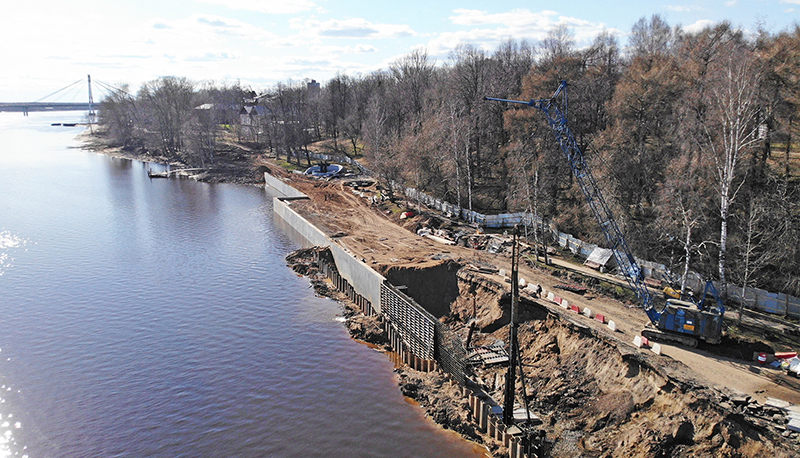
696,40,763,288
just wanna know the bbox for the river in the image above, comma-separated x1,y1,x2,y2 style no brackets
0,112,483,457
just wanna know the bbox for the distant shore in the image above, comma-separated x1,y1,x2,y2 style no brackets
76,127,268,186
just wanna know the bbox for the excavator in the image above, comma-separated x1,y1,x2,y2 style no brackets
485,81,725,347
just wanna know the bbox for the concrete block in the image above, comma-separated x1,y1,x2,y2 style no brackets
519,278,527,288
499,269,506,278
583,307,593,318
608,320,617,332
651,343,662,355
766,397,791,410
595,314,606,323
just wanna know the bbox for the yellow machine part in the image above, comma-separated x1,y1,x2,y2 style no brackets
663,286,681,300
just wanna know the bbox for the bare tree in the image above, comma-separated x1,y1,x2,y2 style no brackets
98,84,139,149
389,49,435,134
696,41,763,287
137,76,196,160
628,14,675,59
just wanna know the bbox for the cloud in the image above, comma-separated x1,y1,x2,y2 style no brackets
423,8,616,57
782,0,800,4
197,0,316,14
292,17,416,39
447,9,615,40
197,17,238,28
310,44,377,54
665,4,703,12
185,52,240,62
682,19,717,34
148,14,282,44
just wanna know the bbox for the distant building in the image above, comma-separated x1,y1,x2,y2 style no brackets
240,106,268,141
307,79,320,95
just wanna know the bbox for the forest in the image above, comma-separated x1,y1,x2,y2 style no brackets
98,15,800,300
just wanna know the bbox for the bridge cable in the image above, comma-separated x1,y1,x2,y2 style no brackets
34,79,83,103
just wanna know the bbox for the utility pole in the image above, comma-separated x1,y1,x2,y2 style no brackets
503,225,521,425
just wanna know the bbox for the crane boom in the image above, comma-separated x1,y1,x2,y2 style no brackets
485,81,660,325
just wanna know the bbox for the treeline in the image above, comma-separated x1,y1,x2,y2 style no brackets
98,15,800,299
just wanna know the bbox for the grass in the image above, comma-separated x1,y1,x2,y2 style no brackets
274,158,305,173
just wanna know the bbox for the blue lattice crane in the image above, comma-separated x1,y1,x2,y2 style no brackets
485,81,724,347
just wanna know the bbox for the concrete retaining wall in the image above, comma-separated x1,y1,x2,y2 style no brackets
269,172,385,313
273,198,329,247
328,244,384,314
264,171,308,199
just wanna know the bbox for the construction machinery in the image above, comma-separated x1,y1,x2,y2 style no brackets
485,81,724,347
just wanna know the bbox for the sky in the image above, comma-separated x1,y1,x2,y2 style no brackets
2,0,799,102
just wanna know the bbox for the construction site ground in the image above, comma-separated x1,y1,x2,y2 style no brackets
270,163,800,457
271,166,800,404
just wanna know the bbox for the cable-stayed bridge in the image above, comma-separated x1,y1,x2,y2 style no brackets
0,75,120,116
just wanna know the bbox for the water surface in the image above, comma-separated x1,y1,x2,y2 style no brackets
0,112,483,457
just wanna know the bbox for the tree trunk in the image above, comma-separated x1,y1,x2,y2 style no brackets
681,223,692,297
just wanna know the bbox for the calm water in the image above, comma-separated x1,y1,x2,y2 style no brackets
0,112,483,457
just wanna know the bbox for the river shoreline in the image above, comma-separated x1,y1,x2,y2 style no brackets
76,128,269,185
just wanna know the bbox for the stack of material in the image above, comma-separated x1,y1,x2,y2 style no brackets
765,397,800,433
466,344,510,366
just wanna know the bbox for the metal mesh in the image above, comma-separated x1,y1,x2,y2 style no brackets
381,282,435,360
380,282,468,385
434,321,468,385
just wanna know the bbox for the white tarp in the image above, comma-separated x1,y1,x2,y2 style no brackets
584,247,614,269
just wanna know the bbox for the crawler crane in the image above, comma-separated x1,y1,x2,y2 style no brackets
485,81,724,347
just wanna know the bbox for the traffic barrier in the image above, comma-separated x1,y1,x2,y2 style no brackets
608,320,617,332
595,314,606,323
652,343,662,355
582,307,593,318
633,335,650,348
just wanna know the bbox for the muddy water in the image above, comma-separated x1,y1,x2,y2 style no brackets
0,112,484,457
